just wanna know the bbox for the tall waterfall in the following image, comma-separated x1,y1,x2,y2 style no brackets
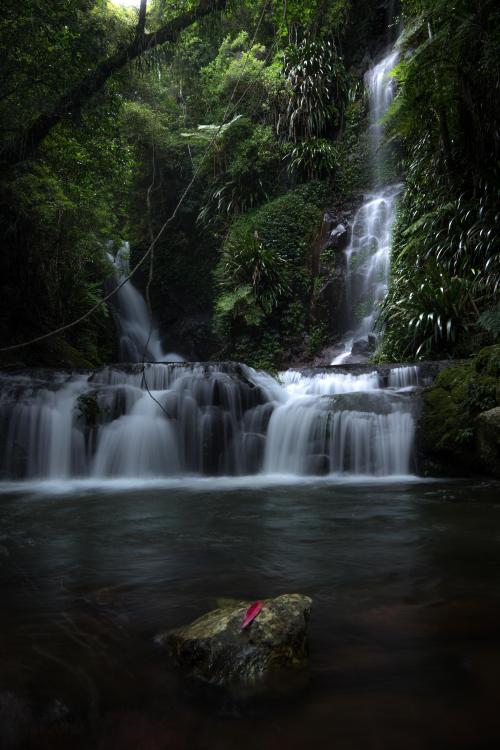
332,47,401,364
0,363,420,482
107,243,183,364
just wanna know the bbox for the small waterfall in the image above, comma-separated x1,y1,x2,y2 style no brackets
107,243,183,363
332,45,401,364
388,366,420,388
0,363,420,481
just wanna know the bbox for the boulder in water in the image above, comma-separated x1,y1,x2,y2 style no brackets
156,594,312,687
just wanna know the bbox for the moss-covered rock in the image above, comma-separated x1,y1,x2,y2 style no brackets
418,346,500,476
476,408,500,478
156,594,312,688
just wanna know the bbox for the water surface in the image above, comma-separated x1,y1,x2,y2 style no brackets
1,479,499,749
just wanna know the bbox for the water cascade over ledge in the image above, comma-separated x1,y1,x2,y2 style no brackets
0,363,422,482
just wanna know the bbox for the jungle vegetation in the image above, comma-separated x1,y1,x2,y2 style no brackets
0,0,498,367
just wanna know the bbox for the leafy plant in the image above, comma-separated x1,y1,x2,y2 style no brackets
280,37,348,142
216,227,291,316
286,138,337,181
479,304,500,340
379,0,500,361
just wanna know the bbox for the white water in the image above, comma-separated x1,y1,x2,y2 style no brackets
388,366,420,388
0,37,421,486
332,48,401,364
107,243,183,363
0,363,419,482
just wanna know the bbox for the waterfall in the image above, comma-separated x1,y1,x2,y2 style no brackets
332,46,401,364
0,363,419,482
107,243,183,363
0,33,421,486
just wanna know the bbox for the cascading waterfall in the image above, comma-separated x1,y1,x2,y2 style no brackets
0,363,419,481
107,243,183,364
0,29,420,485
332,46,401,364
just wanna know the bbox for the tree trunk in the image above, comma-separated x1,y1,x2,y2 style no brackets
1,0,226,168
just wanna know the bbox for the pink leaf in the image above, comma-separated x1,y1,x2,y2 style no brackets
241,600,263,630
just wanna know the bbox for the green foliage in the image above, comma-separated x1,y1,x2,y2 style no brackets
379,0,500,361
287,138,338,182
201,31,284,123
76,392,103,428
420,346,500,473
479,304,500,341
215,226,291,326
0,0,136,365
213,183,326,366
280,37,348,142
197,119,284,225
334,96,369,194
307,321,329,356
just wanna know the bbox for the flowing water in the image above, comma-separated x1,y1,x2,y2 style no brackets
332,49,401,364
2,22,497,750
0,479,499,750
0,363,421,482
107,243,183,364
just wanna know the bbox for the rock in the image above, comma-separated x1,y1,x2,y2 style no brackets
476,407,500,478
416,346,500,477
156,594,312,687
351,338,371,356
328,223,349,251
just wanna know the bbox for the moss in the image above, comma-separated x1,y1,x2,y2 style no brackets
474,344,500,378
476,408,500,478
433,363,472,391
215,183,327,368
421,386,469,456
75,392,101,428
419,346,500,475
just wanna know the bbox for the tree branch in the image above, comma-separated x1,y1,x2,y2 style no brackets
137,0,148,36
1,0,226,168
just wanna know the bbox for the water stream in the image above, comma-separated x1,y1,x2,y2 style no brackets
332,48,401,364
0,363,421,482
107,243,183,364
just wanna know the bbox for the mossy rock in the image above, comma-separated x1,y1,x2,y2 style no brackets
433,363,473,391
476,407,500,478
418,348,500,476
421,385,470,457
156,594,312,688
474,345,500,379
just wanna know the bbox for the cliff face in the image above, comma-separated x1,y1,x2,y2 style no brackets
343,0,402,69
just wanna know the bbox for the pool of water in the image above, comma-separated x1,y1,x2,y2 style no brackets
1,478,499,749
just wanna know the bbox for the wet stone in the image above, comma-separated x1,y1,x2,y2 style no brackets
156,594,312,688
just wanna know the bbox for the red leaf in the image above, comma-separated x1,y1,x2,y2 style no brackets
241,600,263,630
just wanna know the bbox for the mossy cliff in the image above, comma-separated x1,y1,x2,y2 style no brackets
418,346,500,477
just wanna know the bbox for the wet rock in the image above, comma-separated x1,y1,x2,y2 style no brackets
476,407,500,478
156,594,312,687
351,338,373,356
305,454,330,475
328,223,349,251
